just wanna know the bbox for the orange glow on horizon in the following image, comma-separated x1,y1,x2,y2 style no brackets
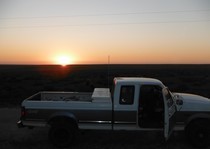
0,43,210,65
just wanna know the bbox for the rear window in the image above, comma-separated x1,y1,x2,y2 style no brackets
119,86,135,105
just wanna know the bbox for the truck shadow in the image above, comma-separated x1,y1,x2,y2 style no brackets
73,130,191,149
0,128,193,149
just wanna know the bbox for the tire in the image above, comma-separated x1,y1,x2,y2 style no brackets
49,122,76,148
186,119,210,148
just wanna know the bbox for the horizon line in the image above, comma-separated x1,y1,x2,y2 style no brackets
1,63,210,66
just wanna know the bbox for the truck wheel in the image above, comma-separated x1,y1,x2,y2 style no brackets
49,122,75,148
186,120,210,148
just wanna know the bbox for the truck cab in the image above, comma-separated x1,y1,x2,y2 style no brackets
112,77,176,140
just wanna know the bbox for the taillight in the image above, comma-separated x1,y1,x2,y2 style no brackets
21,107,26,117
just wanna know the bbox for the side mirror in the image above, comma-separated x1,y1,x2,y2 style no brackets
176,99,183,105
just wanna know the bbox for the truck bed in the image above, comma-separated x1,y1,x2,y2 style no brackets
27,92,93,102
26,88,111,103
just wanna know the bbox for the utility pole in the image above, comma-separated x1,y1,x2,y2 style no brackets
108,55,110,89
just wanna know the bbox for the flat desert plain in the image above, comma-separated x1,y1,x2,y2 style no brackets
0,64,210,148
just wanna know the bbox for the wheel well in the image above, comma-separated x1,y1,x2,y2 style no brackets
48,116,78,129
185,118,210,131
184,118,210,148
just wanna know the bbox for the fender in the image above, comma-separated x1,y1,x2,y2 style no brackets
47,111,78,127
185,113,210,126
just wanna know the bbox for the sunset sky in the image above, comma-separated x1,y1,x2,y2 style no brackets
0,0,210,64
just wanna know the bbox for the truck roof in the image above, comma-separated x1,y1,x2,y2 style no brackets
114,77,164,86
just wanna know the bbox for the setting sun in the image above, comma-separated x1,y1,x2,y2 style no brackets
56,55,72,66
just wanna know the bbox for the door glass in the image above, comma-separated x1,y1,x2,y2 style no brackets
138,85,164,128
163,88,176,140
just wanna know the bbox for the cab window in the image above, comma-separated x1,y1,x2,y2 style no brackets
119,86,135,105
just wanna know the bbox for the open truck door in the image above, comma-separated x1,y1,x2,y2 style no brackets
162,87,177,140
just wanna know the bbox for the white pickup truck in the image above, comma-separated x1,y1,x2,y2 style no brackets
17,77,210,148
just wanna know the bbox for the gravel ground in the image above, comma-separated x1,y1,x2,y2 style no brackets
0,108,207,149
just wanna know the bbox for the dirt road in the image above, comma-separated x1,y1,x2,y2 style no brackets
0,108,203,149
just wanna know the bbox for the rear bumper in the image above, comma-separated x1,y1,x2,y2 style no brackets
17,120,25,128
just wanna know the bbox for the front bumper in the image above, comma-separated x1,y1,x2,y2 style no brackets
17,120,25,128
